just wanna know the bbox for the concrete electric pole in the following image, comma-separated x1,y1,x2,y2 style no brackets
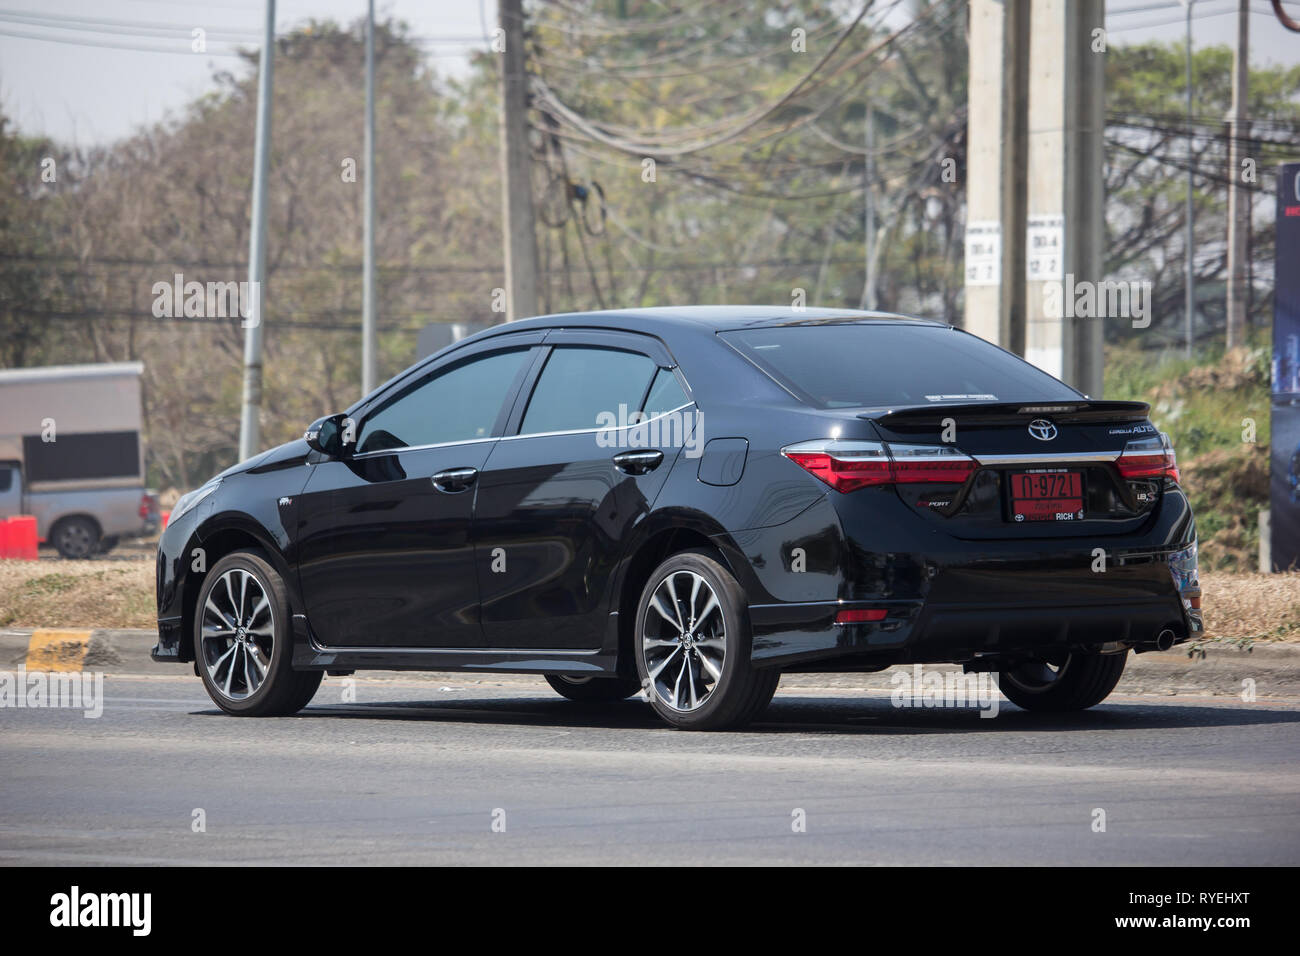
497,0,540,323
362,0,378,395
1023,0,1105,398
1180,0,1197,358
1225,0,1250,348
963,0,1029,356
861,98,877,311
238,0,276,461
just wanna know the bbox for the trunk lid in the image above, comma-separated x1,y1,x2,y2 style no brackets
859,400,1166,539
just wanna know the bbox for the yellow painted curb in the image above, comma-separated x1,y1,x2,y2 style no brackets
26,629,93,671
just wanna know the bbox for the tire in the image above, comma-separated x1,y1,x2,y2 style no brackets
633,548,776,730
52,516,100,559
545,673,641,702
192,549,322,716
999,650,1128,712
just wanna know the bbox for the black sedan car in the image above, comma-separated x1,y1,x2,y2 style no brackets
153,307,1201,729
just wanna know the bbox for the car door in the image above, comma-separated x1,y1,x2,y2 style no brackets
294,335,543,648
473,331,695,650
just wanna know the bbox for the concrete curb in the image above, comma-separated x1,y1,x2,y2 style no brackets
1,628,1298,698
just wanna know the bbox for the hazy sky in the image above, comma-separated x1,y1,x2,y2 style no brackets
2,0,1299,148
0,0,497,146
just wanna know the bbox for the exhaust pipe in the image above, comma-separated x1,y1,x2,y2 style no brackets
1133,626,1180,654
1133,624,1185,655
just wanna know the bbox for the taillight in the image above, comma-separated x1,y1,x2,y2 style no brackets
139,492,157,519
781,440,891,492
887,443,979,483
781,439,975,493
1117,433,1179,483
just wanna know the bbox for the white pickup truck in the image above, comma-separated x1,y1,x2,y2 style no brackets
0,362,159,558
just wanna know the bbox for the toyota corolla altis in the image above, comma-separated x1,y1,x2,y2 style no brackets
153,307,1201,729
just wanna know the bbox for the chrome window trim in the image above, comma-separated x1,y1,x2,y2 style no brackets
349,436,497,460
346,402,698,455
500,401,696,442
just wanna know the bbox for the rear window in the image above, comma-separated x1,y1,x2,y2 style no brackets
644,368,690,417
720,323,1081,408
520,346,658,435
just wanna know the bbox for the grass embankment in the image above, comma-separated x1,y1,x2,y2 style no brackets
1105,340,1270,571
0,558,156,629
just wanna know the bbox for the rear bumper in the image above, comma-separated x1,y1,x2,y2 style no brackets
725,474,1199,669
749,555,1199,668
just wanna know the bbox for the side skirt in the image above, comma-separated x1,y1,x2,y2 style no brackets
289,613,622,678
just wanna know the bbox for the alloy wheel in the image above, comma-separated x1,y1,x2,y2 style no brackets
641,570,727,712
200,567,275,701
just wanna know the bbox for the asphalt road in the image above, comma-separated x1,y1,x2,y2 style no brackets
2,673,1299,865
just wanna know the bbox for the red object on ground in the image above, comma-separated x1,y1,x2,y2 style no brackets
161,510,170,530
6,516,39,560
0,519,11,559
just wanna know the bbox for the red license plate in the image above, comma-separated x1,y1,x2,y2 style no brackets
1008,469,1084,522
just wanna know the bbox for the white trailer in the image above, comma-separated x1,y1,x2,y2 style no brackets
0,362,159,558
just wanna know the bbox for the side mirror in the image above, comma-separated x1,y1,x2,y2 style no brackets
305,413,350,458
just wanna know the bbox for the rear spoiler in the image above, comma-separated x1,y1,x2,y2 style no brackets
858,400,1151,428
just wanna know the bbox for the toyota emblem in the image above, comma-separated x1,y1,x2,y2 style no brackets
1028,419,1058,441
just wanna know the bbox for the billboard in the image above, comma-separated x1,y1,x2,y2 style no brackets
1271,162,1300,570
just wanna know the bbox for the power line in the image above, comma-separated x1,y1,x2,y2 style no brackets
532,1,918,159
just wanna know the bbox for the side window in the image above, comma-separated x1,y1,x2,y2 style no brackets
0,465,13,493
356,348,530,453
520,346,657,435
643,368,690,417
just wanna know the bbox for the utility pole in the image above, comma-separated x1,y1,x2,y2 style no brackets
1225,0,1250,348
1180,0,1197,358
238,0,275,461
362,0,377,395
497,0,539,323
1024,0,1104,398
860,98,876,310
964,0,1029,354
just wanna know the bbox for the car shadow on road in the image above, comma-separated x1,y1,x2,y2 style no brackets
198,692,1300,735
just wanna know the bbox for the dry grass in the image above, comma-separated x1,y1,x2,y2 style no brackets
0,558,155,629
1,559,1298,644
1201,571,1300,643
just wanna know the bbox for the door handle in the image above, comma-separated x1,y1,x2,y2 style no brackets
612,449,664,475
431,467,478,493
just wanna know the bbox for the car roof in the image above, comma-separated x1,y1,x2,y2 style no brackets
491,305,948,336
352,307,955,415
